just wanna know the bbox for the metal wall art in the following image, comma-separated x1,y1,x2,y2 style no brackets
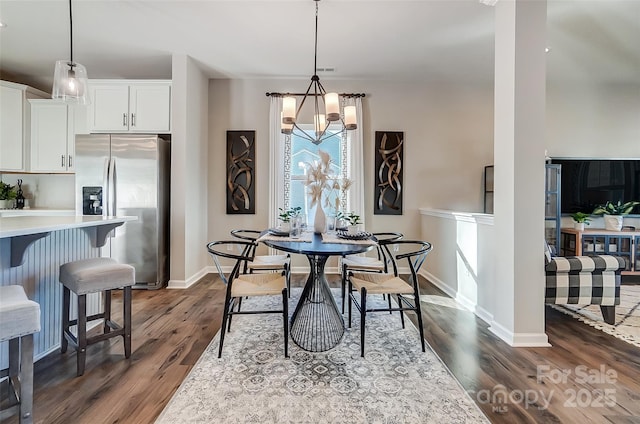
374,131,403,215
226,130,255,214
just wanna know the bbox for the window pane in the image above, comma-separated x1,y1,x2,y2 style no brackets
289,127,345,220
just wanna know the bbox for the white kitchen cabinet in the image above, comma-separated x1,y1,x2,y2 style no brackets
29,100,76,173
0,81,48,172
88,80,171,133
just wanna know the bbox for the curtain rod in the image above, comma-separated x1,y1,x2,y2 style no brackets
265,92,365,98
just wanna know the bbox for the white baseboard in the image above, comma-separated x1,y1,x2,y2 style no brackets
419,269,493,324
475,305,494,324
167,266,213,289
489,321,551,347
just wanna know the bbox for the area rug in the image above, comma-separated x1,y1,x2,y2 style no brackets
155,289,488,423
550,284,640,348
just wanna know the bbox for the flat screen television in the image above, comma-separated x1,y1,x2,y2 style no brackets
550,159,640,215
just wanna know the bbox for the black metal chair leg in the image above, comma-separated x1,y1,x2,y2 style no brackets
61,286,70,353
348,279,353,328
282,288,289,358
218,294,232,358
341,263,347,314
398,295,406,329
388,293,393,314
360,287,367,357
414,294,426,352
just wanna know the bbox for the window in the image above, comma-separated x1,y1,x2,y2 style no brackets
285,125,349,223
269,96,364,229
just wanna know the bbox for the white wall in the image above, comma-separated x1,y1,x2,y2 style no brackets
547,82,640,158
0,173,74,209
206,78,495,250
168,55,210,288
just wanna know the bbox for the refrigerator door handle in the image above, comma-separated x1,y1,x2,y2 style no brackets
103,157,110,217
107,158,117,217
111,158,118,216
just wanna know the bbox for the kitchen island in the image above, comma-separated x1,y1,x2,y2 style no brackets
0,215,136,366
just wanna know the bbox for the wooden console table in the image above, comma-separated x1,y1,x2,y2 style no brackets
560,227,640,275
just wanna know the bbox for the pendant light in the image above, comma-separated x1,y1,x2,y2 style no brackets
52,0,89,104
281,0,357,145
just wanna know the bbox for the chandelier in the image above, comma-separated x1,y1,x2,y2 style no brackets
52,0,89,104
281,0,357,145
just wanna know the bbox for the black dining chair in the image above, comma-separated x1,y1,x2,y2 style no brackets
340,232,403,313
230,229,291,296
348,240,433,357
207,240,289,358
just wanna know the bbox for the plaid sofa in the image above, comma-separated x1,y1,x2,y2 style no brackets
545,255,625,325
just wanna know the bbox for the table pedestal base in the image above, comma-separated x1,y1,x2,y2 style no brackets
290,255,344,352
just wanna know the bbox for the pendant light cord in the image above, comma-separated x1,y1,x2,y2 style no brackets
69,0,74,62
313,0,318,75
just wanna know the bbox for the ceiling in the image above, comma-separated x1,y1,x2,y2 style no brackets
0,0,638,93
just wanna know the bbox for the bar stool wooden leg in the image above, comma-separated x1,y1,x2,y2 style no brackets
124,287,132,358
61,286,70,354
8,338,19,404
103,290,112,334
20,334,35,424
77,294,87,376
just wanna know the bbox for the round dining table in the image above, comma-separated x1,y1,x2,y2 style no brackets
261,231,375,352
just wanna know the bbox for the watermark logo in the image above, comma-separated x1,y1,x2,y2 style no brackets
468,364,617,413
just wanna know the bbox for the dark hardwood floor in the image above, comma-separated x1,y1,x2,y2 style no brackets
2,274,639,424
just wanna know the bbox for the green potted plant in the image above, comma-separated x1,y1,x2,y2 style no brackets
570,212,591,231
278,206,302,231
592,200,640,231
0,181,16,209
345,211,362,235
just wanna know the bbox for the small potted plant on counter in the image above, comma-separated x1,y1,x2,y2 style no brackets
0,181,16,209
592,200,640,231
570,212,591,231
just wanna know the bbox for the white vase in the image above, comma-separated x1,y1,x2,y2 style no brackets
574,222,585,231
348,224,359,235
0,199,8,209
314,205,326,234
603,215,623,231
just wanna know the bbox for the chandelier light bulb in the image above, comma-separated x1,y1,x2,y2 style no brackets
283,97,297,124
324,93,340,122
344,106,357,130
314,114,326,136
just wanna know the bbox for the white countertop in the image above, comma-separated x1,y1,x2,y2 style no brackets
0,209,75,217
0,215,137,238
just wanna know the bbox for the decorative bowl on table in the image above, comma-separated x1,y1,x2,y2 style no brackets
336,230,373,240
268,228,290,237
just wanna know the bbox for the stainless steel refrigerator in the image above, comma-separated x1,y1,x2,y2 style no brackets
75,134,170,289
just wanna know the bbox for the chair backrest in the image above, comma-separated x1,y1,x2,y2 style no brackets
206,240,257,286
373,232,403,275
230,229,263,273
392,240,433,286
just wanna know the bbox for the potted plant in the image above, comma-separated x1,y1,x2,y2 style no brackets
570,212,591,231
278,206,302,232
592,200,640,231
345,211,362,235
0,181,16,209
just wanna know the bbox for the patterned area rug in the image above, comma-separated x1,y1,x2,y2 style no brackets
550,284,640,347
155,289,488,423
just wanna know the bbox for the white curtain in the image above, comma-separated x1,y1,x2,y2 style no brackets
347,97,365,224
268,96,284,229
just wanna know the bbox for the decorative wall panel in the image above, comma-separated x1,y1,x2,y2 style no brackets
374,131,404,215
226,130,256,214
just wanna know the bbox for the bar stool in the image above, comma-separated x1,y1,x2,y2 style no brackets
59,257,135,376
0,285,41,424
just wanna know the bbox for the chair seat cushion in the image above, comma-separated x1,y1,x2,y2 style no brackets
60,257,135,295
350,273,414,295
0,285,41,341
248,255,289,269
231,273,286,297
343,256,384,271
